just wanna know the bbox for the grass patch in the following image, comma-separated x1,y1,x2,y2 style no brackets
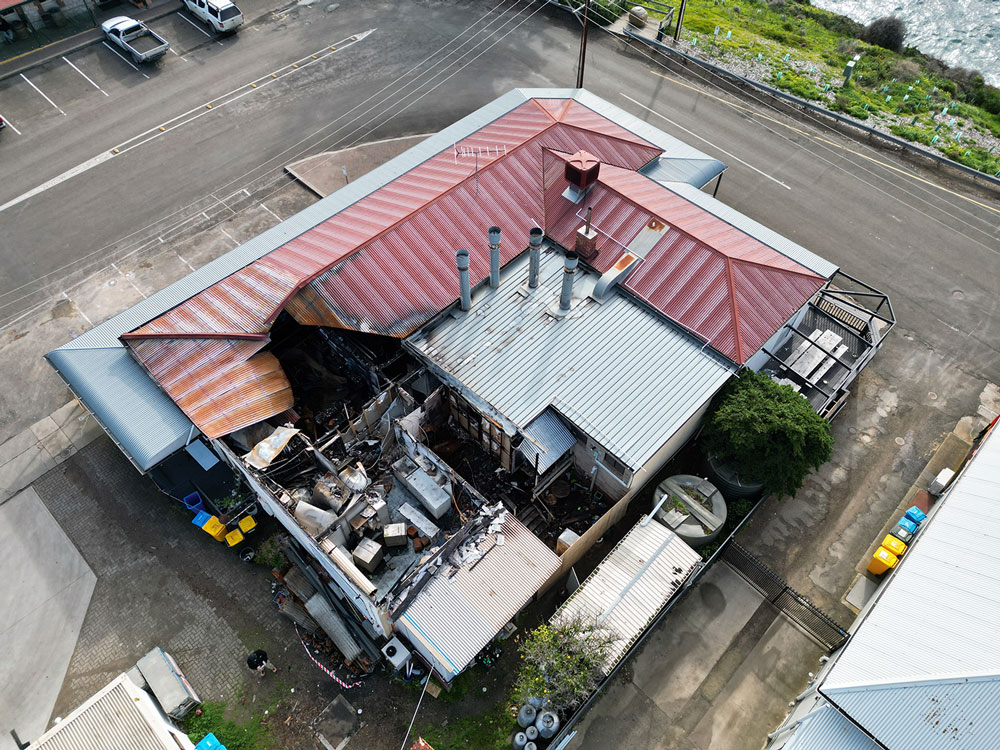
416,702,511,750
664,0,1000,175
184,699,279,750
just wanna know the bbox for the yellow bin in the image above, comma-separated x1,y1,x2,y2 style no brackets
202,516,227,542
238,515,257,534
225,528,244,547
882,534,907,557
867,546,899,575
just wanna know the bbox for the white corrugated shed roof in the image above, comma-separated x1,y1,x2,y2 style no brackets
519,408,577,474
405,247,735,470
28,674,194,750
662,182,839,280
552,516,701,673
816,425,1000,750
395,511,561,680
783,703,880,750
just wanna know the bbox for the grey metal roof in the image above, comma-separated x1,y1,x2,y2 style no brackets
395,510,561,679
45,347,191,471
552,516,701,673
519,408,577,474
405,247,735,470
782,702,880,750
28,674,191,750
640,155,727,189
661,182,839,279
818,426,1000,750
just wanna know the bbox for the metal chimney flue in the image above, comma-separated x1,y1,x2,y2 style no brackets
456,249,471,311
528,227,543,289
560,250,579,312
488,226,501,289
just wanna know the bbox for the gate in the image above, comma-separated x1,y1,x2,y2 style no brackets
722,541,849,652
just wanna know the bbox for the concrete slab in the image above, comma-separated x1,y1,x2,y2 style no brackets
40,428,74,464
313,695,359,748
0,488,96,749
285,135,428,197
631,564,765,718
30,416,59,441
116,250,195,299
64,266,145,330
916,432,971,489
844,574,880,612
0,300,89,445
50,400,103,453
0,443,56,504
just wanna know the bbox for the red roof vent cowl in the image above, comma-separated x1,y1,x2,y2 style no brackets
565,151,601,190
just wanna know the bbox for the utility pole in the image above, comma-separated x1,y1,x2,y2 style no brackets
576,0,591,89
674,0,687,41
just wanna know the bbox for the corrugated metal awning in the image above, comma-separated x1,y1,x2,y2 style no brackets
45,347,193,472
28,674,192,749
519,409,576,475
394,512,561,680
640,155,726,188
552,517,701,673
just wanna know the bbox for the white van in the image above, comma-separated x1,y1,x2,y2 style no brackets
181,0,244,34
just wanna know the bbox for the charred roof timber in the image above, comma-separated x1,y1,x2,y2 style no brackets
456,249,471,312
488,226,502,289
528,227,543,289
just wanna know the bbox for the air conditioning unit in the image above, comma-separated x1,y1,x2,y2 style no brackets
381,637,412,672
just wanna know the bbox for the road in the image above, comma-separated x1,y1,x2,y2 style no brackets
1,1,999,748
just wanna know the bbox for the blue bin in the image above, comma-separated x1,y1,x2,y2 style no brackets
896,516,918,535
196,733,225,750
192,510,212,528
183,491,206,514
905,505,927,525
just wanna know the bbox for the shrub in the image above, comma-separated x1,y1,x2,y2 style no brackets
512,616,617,715
890,59,921,82
700,371,834,498
861,16,907,53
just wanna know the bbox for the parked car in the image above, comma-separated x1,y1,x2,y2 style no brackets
101,17,170,64
181,0,244,34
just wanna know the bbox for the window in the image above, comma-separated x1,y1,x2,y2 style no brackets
220,6,241,20
208,5,219,16
601,452,630,481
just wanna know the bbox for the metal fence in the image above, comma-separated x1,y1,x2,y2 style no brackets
721,541,848,652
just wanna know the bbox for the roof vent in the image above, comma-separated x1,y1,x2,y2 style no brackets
593,252,641,301
565,151,600,189
563,151,601,204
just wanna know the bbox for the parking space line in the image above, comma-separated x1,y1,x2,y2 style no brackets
20,73,66,115
0,112,22,135
177,12,224,46
101,41,150,79
62,56,110,97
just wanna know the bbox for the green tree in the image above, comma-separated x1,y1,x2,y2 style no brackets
512,616,617,715
701,371,834,498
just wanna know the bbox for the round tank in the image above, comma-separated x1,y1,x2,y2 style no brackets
652,475,728,548
535,710,560,739
705,452,765,500
524,744,537,750
512,731,527,750
517,703,537,729
525,726,539,741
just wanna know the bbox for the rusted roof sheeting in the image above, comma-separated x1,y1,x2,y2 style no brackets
292,123,659,338
130,338,293,439
544,162,825,364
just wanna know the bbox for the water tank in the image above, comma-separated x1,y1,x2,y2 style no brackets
565,151,600,190
705,452,765,500
512,731,528,750
653,475,728,548
525,726,539,741
517,703,537,729
535,710,560,739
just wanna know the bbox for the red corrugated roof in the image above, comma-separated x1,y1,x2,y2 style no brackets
130,338,294,439
546,156,824,364
124,98,662,436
